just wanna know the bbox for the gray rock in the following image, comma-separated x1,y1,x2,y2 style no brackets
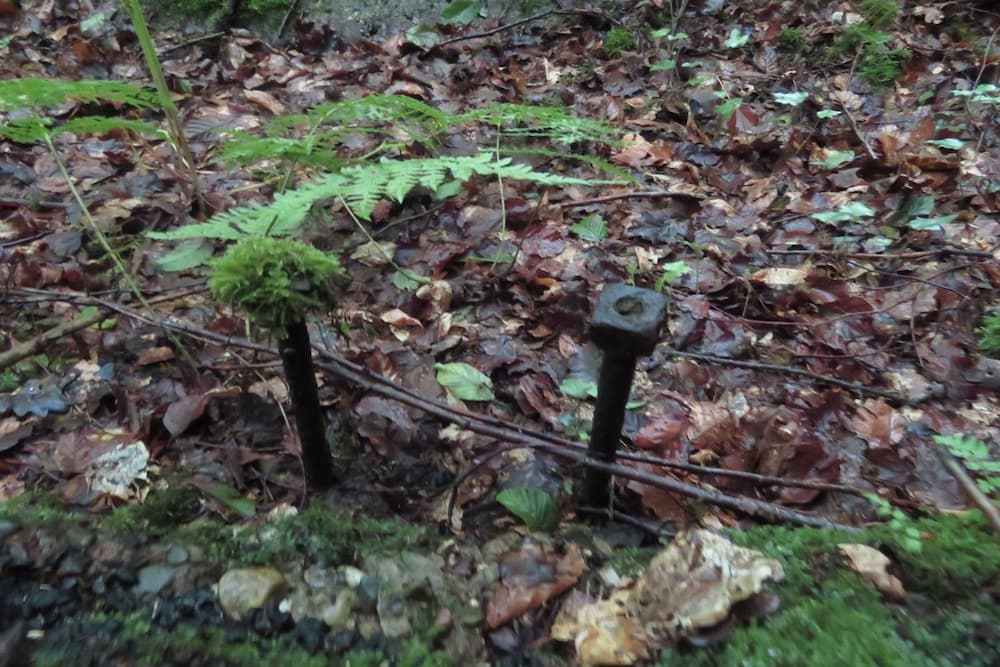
216,567,287,620
136,564,176,596
165,545,189,565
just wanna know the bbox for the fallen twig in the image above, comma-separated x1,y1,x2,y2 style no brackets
556,189,705,209
933,439,1000,535
669,349,906,403
428,9,612,52
765,247,996,260
0,309,106,371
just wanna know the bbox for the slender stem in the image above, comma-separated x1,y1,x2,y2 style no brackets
121,0,203,207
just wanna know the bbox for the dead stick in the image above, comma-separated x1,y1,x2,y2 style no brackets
0,309,106,371
933,440,1000,535
669,349,905,403
557,190,704,208
428,9,612,51
7,288,875,498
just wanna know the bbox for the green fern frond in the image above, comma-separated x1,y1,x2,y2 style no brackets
499,146,633,182
459,104,622,145
0,118,54,143
218,96,622,171
0,78,159,111
263,94,447,147
0,115,163,143
150,153,619,246
217,132,355,171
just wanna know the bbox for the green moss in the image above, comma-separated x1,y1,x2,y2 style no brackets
831,23,908,88
857,44,909,88
977,311,1000,357
0,492,82,526
777,27,810,54
208,237,345,335
32,610,451,667
607,546,654,578
603,27,635,58
858,0,898,31
174,499,427,568
657,512,1000,666
101,484,202,538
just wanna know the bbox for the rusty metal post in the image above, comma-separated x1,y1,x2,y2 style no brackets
581,283,669,509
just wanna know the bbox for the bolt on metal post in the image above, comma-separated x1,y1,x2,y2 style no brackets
581,283,669,509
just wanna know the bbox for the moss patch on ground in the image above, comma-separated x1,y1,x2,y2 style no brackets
32,609,454,667
659,511,1000,667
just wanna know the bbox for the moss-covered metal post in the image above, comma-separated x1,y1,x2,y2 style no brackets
209,237,345,490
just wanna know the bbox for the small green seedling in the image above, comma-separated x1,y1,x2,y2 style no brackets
977,312,1000,358
209,237,346,489
811,201,876,225
934,434,1000,495
570,214,608,242
497,486,560,532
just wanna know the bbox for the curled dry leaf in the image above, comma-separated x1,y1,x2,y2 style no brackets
838,543,906,601
486,542,586,629
552,530,783,665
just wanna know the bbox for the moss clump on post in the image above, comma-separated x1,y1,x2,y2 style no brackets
209,237,345,490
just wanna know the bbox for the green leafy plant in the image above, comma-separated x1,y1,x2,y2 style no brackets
496,486,560,532
441,0,482,25
714,96,743,122
603,27,635,58
724,28,750,49
773,91,809,107
569,214,608,242
150,96,625,269
209,237,346,489
649,28,687,73
811,201,876,225
865,494,922,552
654,260,691,291
560,376,598,399
977,312,1000,358
934,434,1000,495
953,83,1000,106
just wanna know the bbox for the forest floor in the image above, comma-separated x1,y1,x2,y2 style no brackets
1,0,999,665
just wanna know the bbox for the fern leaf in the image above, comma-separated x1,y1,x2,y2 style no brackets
0,78,159,111
152,153,618,246
0,115,164,144
0,118,54,143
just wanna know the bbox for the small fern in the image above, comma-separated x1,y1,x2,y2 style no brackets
149,153,617,244
458,103,623,145
215,94,623,171
152,95,628,269
0,77,159,111
0,116,165,143
0,78,164,144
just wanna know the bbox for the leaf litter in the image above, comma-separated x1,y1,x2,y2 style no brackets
1,1,999,665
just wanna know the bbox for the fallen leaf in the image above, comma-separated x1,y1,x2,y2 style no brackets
839,543,906,601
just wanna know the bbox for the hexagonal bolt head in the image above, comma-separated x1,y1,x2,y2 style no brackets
589,283,669,357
